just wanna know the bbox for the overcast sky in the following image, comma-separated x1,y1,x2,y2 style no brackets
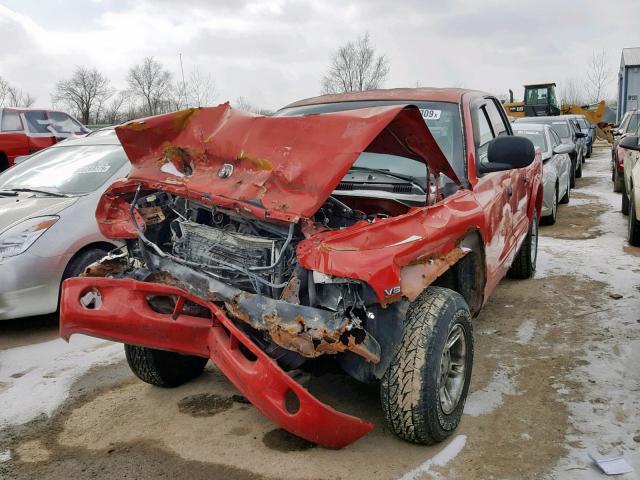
1,0,638,111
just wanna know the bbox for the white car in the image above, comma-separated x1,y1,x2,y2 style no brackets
0,133,129,320
513,123,573,224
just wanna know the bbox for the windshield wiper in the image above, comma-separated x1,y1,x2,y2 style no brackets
0,190,18,197
8,188,69,198
347,166,426,190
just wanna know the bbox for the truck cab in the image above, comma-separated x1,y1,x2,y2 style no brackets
0,108,89,171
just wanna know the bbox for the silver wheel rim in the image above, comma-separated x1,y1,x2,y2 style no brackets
552,190,558,219
530,216,538,266
439,324,467,414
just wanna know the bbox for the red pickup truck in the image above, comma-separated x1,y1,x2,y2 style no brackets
60,88,542,448
0,107,89,170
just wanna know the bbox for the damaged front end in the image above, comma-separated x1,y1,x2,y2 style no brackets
60,102,459,448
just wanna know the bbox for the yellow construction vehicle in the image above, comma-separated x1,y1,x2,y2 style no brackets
503,83,561,118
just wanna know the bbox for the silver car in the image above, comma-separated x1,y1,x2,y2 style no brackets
0,133,130,320
513,124,573,224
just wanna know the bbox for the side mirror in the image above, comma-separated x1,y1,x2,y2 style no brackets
553,144,574,155
620,135,640,152
478,136,535,174
575,131,586,138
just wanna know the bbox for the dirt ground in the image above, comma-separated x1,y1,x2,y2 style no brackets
1,146,638,480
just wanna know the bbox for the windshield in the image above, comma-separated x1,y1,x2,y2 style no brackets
0,144,128,195
276,100,465,181
577,118,589,130
514,129,547,152
353,152,426,179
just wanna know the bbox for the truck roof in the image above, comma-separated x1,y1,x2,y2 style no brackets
282,87,488,109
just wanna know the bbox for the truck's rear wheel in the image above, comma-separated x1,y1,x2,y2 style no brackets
124,344,208,388
380,287,473,445
507,212,538,279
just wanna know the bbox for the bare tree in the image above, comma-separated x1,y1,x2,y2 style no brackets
234,96,272,115
559,78,586,107
127,57,173,116
52,67,113,124
100,91,131,125
321,32,390,94
585,49,611,103
0,76,36,108
187,66,216,107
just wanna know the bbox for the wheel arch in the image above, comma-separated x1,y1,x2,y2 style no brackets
430,230,486,317
61,241,118,279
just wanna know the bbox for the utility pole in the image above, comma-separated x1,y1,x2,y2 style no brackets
179,53,187,108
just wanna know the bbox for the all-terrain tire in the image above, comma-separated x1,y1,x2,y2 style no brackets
575,154,583,178
629,191,640,247
587,144,592,158
380,287,473,445
125,344,208,388
570,159,576,188
541,186,558,225
507,212,538,279
560,175,570,204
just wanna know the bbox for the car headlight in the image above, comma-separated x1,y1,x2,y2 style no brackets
0,216,59,258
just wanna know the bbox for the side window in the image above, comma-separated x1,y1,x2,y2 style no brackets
24,111,51,134
550,129,561,147
1,111,23,132
485,100,510,137
473,106,494,166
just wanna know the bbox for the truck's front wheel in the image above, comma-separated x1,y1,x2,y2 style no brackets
380,287,473,445
124,344,208,388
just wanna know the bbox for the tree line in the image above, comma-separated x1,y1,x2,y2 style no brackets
0,33,391,125
1,32,614,126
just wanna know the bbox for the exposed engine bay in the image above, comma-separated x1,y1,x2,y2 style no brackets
89,186,413,380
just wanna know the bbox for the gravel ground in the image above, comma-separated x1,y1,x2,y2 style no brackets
0,146,638,480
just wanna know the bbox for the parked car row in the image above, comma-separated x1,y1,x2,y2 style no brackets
1,88,544,449
611,110,640,245
511,114,593,225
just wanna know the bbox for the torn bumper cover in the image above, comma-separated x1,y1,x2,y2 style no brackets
60,276,374,449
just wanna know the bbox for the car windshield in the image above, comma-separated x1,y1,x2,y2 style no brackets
0,144,128,195
514,129,547,152
275,100,465,181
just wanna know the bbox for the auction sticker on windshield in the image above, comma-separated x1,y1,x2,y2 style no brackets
420,109,441,120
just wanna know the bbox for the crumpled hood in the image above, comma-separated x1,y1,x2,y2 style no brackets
0,194,78,233
115,103,459,222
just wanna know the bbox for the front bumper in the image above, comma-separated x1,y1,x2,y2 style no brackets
0,251,68,320
60,277,373,449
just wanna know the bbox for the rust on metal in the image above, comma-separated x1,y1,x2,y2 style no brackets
399,247,470,301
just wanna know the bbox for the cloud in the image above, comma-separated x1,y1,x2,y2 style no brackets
0,0,637,111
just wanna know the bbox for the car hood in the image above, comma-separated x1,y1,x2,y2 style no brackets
0,194,78,233
114,103,459,222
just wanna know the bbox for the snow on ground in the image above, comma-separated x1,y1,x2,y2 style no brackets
398,435,467,480
464,364,520,416
0,336,123,428
542,150,640,479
